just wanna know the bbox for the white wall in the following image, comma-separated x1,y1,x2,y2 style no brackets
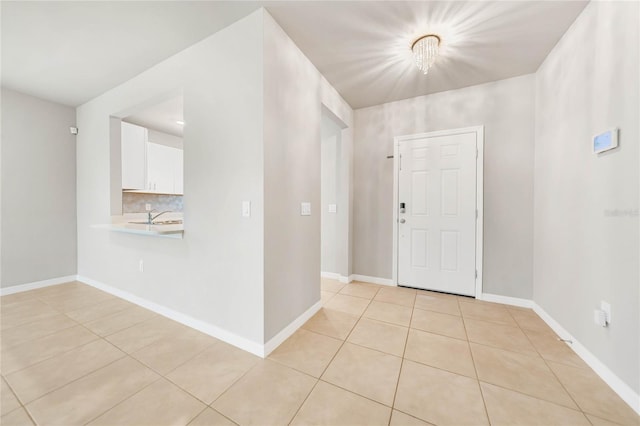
353,75,535,298
534,0,639,395
321,113,342,274
1,88,77,287
262,11,353,341
76,11,266,346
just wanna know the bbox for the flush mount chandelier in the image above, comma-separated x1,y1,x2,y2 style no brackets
411,34,441,75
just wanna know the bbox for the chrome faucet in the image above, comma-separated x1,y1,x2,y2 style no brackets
147,210,172,224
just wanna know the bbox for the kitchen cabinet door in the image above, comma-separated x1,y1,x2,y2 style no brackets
146,142,175,194
121,122,147,190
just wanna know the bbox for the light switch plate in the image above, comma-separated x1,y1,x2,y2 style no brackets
301,202,311,216
242,201,251,217
600,301,611,324
328,204,337,213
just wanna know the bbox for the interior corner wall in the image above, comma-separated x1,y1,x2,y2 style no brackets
533,1,639,394
1,88,77,287
353,75,536,299
262,10,353,342
76,10,266,345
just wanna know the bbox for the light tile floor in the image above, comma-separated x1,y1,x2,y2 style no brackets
0,279,638,425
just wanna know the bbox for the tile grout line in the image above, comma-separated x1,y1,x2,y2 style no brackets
459,295,493,425
19,354,127,425
80,375,165,426
8,283,259,425
287,284,382,425
510,308,590,419
387,290,417,426
1,376,37,425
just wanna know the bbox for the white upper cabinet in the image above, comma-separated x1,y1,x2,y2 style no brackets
121,122,147,190
146,142,174,194
121,121,184,195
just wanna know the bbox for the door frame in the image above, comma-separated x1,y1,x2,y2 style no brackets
392,126,484,298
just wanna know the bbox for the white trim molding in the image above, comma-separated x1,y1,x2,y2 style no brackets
349,274,394,286
321,271,341,280
0,275,78,296
480,293,533,308
532,303,640,415
263,300,322,357
77,276,268,356
391,126,484,298
321,272,352,284
77,276,321,359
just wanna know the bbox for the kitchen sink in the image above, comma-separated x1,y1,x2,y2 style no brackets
129,220,183,225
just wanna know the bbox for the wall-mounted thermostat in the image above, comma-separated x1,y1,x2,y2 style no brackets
593,128,618,154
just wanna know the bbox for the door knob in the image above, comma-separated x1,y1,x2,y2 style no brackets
399,218,406,224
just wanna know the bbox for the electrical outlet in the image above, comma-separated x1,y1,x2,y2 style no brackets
328,204,337,213
242,201,251,217
601,301,611,324
301,202,311,216
139,259,144,272
145,204,152,211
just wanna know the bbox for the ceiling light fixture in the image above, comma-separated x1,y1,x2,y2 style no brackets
411,34,441,75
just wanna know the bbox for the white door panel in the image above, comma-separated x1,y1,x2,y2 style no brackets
397,132,477,296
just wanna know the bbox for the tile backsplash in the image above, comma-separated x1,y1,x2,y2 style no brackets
122,192,183,214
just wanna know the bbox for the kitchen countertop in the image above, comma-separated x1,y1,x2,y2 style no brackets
93,213,184,239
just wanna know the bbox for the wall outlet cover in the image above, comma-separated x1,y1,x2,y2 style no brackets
328,204,337,213
301,202,311,216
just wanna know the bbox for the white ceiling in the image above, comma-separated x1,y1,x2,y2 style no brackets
267,1,588,108
1,1,587,110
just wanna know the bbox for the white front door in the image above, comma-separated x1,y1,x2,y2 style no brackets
396,130,478,296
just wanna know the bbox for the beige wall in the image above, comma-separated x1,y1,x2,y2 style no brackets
76,11,266,347
1,88,77,287
533,1,639,394
353,74,536,298
262,11,353,341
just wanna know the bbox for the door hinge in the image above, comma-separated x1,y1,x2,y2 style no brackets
475,270,478,279
399,153,402,170
476,209,478,219
476,148,479,158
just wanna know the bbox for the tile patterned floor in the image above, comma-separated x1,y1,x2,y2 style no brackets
1,279,638,425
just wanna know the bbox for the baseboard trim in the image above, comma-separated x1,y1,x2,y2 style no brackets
263,300,322,357
77,276,264,357
338,275,350,284
320,271,340,280
532,303,640,415
321,272,352,284
480,293,533,308
0,275,78,296
349,274,394,286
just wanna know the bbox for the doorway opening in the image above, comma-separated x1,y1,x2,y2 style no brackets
320,107,348,282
